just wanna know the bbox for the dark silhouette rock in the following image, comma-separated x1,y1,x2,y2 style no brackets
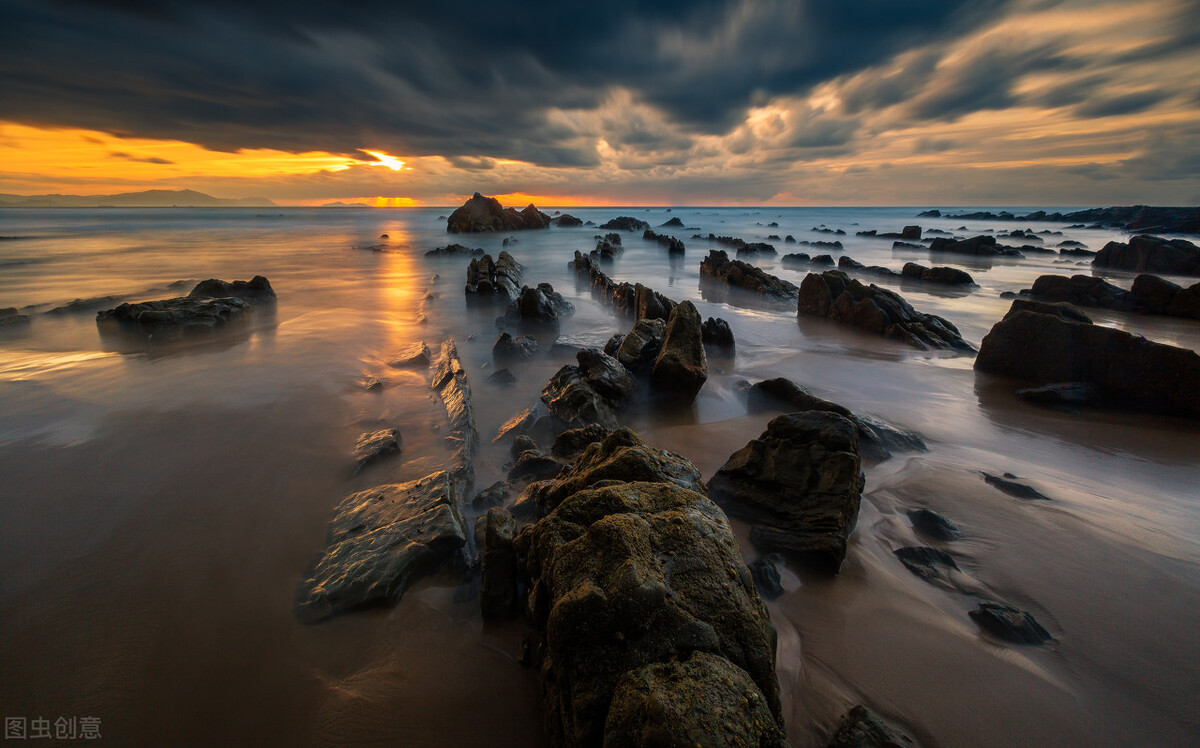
901,262,975,285
901,225,921,240
929,235,1023,257
472,481,511,510
650,300,708,400
600,216,651,231
466,251,523,300
975,300,1200,418
970,601,1052,645
945,206,1200,235
798,270,975,352
839,255,900,278
908,508,961,541
701,316,735,349
615,318,665,373
576,347,634,402
781,252,811,267
296,470,468,622
708,411,865,572
750,553,785,600
508,449,566,483
700,250,799,301
0,307,30,328
488,368,517,386
1093,235,1200,275
554,214,583,227
810,254,835,267
659,216,684,227
894,546,959,583
480,508,519,621
735,242,777,259
96,276,275,334
642,229,685,254
499,283,575,326
1022,275,1138,312
569,252,678,321
591,236,624,261
447,192,551,232
917,209,942,217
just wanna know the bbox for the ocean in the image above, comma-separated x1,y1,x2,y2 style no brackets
1,206,1198,746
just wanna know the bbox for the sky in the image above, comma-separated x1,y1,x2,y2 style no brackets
0,0,1198,206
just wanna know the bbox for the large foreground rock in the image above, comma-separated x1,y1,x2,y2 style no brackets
447,192,551,232
798,270,974,352
708,411,865,572
700,249,799,301
514,470,785,746
1092,234,1200,276
650,300,708,400
296,470,468,622
975,300,1200,418
96,276,275,333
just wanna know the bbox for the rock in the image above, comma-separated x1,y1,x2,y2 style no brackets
917,209,942,217
549,424,612,459
1014,382,1099,407
508,449,566,483
798,270,975,352
1092,235,1200,275
513,473,784,746
425,243,484,257
1022,275,1138,312
615,318,665,373
1058,240,1088,248
827,704,916,748
975,300,1200,418
555,214,583,227
893,546,959,583
892,241,924,250
500,283,575,326
750,554,785,600
96,276,276,334
466,251,523,300
541,365,621,431
701,316,735,349
908,508,961,541
604,652,786,748
650,300,708,400
353,428,401,471
969,600,1052,645
735,242,777,259
431,339,479,485
519,428,705,515
480,508,518,621
853,413,928,462
700,249,800,301
810,254,835,267
488,368,517,386
493,332,539,365
361,375,383,392
1130,274,1200,319
708,411,865,572
296,470,468,622
472,481,511,510
511,434,538,459
599,216,651,231
1059,247,1096,257
901,225,921,240
901,262,975,285
642,229,685,254
982,472,1050,501
569,252,678,321
0,307,31,328
446,192,551,233
929,235,1022,257
576,347,634,402
659,216,684,227
781,252,811,267
591,236,624,261
838,255,900,278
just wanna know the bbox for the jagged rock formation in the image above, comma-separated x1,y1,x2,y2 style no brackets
700,250,799,301
798,270,975,352
447,192,551,232
96,276,275,334
465,251,523,300
1092,234,1200,276
642,228,685,254
570,252,678,320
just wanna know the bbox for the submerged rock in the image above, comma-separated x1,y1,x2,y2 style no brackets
975,300,1200,418
700,249,799,301
908,507,961,541
1014,382,1099,407
982,472,1051,501
388,341,431,368
353,428,401,471
969,600,1052,645
296,470,468,622
446,192,551,233
650,300,708,400
827,705,916,748
0,307,31,328
708,411,865,572
893,546,959,584
1092,234,1200,276
480,507,518,622
96,276,275,334
425,243,485,256
798,270,975,352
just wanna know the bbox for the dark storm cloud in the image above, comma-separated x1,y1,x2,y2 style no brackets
0,0,1014,164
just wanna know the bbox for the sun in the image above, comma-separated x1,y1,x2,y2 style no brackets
360,150,406,171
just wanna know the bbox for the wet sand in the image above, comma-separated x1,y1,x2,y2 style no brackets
1,206,1198,746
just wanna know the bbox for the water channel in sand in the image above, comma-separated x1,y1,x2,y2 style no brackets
1,206,1198,746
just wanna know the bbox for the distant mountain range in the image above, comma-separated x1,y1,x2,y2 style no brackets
0,189,275,208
